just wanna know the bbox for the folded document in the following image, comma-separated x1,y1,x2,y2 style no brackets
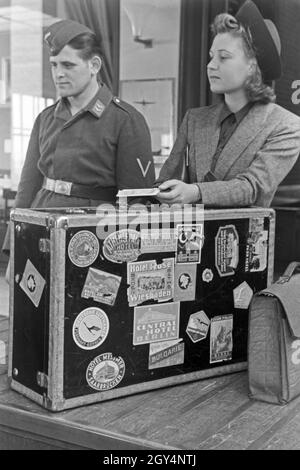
117,188,160,198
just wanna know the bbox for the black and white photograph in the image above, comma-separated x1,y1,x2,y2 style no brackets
0,0,300,456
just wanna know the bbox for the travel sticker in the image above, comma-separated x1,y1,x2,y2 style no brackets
215,225,239,277
133,302,180,345
86,353,125,391
127,258,174,306
186,310,210,343
102,229,140,263
140,228,177,253
245,227,268,273
210,315,233,364
233,281,253,309
202,268,214,283
174,264,197,302
176,224,204,264
81,268,121,306
72,307,109,350
19,259,46,307
68,230,99,267
148,339,184,370
249,217,264,234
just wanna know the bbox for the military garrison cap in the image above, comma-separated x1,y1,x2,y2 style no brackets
235,0,281,81
44,19,95,55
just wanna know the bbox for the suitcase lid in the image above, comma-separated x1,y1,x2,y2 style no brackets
260,267,300,338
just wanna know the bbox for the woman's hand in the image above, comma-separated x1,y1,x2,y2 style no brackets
157,180,201,204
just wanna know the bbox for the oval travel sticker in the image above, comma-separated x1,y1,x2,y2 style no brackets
102,229,141,263
202,268,214,283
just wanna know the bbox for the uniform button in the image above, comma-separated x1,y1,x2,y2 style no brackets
115,98,120,103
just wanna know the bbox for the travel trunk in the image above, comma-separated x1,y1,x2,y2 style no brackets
8,206,275,411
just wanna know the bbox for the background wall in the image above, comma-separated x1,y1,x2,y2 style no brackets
0,4,11,182
274,0,300,185
119,0,180,158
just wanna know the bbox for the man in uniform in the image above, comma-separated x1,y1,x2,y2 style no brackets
13,19,155,211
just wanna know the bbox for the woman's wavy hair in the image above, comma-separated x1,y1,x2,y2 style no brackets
211,13,275,104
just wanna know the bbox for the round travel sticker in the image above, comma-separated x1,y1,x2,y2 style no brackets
202,268,214,283
68,230,99,267
72,307,109,350
102,229,140,263
86,353,125,391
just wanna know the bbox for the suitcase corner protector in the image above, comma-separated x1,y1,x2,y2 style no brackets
45,397,65,412
269,209,276,219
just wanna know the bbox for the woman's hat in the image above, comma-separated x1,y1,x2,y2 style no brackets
236,0,281,81
44,20,94,55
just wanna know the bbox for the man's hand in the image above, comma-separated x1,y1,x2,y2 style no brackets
157,180,201,204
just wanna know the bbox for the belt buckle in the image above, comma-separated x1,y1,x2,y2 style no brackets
55,180,72,196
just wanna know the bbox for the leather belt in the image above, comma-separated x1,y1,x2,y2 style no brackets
42,177,117,201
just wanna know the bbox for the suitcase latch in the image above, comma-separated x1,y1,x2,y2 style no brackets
37,371,48,388
39,238,50,253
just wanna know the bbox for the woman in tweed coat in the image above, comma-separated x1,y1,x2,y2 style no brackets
156,1,300,208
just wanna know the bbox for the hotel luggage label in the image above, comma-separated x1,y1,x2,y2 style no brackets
19,259,46,307
68,230,99,267
176,223,204,264
249,217,265,234
148,339,184,370
127,258,174,307
133,302,180,345
102,229,141,263
86,352,125,391
140,228,177,253
81,267,121,306
210,315,233,364
215,225,239,277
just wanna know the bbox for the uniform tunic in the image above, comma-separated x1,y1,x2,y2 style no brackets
15,83,155,209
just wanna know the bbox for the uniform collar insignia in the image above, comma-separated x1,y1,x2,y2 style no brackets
90,99,106,118
87,84,113,118
54,84,113,120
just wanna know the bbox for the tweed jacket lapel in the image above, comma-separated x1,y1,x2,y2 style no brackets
194,104,222,179
213,103,269,180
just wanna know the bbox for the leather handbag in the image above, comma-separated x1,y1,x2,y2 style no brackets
248,262,300,405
